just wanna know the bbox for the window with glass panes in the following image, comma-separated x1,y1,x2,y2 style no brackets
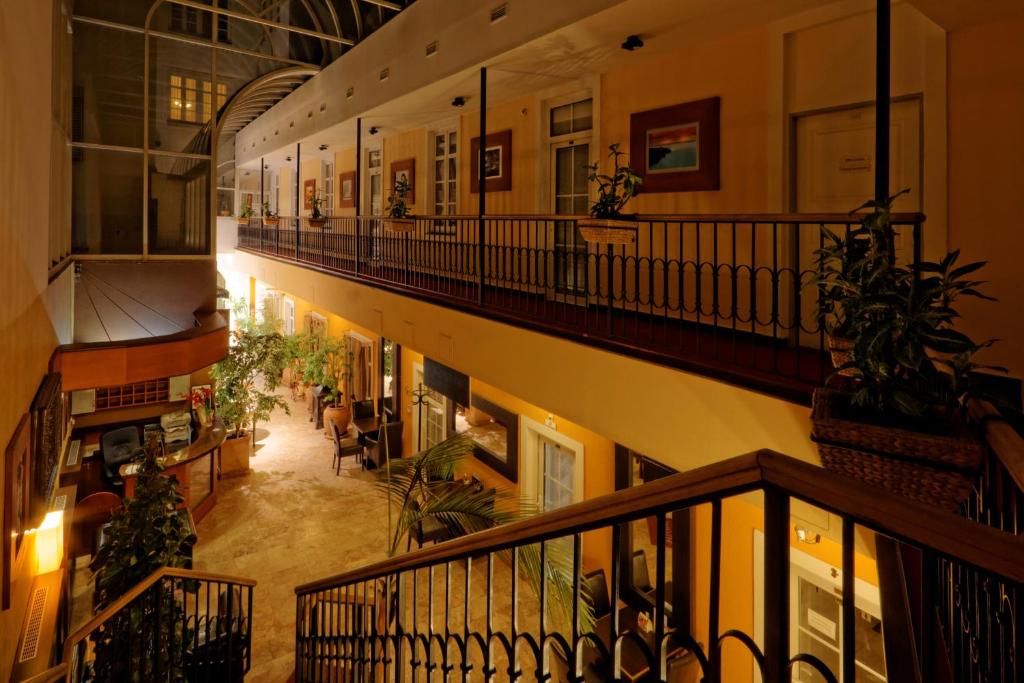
170,75,225,123
550,98,593,137
322,162,334,214
432,130,457,215
550,98,593,294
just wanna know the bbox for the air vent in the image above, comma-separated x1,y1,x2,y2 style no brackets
19,587,49,662
490,4,508,22
346,87,355,99
320,103,327,112
425,40,439,57
66,440,80,467
289,121,294,128
379,67,390,81
51,494,67,511
274,129,279,136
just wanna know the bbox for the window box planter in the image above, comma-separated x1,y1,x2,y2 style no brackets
810,388,983,509
384,218,416,233
236,217,251,227
263,216,280,227
579,218,638,245
307,217,327,229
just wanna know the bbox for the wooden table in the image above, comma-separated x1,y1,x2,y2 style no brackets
352,415,382,440
119,423,225,523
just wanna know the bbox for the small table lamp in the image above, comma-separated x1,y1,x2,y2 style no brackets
33,511,64,575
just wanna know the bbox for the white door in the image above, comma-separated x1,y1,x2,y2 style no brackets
551,141,591,296
539,436,576,512
794,99,922,346
366,148,383,216
411,363,446,453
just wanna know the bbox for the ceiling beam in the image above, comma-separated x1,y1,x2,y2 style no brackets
167,0,355,46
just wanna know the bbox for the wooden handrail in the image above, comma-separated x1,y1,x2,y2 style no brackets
50,310,227,356
296,450,1024,595
264,212,926,224
21,664,68,683
63,567,257,663
970,399,1024,494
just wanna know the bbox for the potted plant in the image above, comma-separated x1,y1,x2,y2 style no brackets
579,143,642,245
262,200,279,227
810,194,1002,509
212,329,290,476
301,335,353,438
236,205,255,226
308,191,327,229
187,385,214,428
383,176,415,233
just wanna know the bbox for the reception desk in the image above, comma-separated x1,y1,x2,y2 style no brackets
120,422,226,523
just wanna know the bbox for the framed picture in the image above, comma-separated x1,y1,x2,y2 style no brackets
3,414,31,610
338,171,356,208
390,158,416,204
303,179,316,210
630,97,720,193
455,393,519,483
470,129,512,193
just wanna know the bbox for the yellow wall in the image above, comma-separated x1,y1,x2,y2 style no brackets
947,16,1024,378
383,129,429,215
332,146,357,216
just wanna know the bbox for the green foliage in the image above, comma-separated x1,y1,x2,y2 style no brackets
212,328,290,438
300,335,352,405
385,177,412,219
376,435,595,634
586,144,642,219
230,296,282,337
237,205,255,220
813,192,1002,418
310,191,325,220
262,200,276,218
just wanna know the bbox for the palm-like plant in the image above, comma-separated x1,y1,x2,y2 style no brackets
376,435,595,633
587,143,642,219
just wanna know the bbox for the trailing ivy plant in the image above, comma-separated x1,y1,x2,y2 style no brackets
212,329,290,440
586,143,642,219
814,193,1003,419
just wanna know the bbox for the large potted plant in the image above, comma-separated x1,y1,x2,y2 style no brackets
383,177,415,233
262,200,279,227
810,195,1001,508
301,335,353,438
308,191,327,229
579,143,642,245
212,329,290,476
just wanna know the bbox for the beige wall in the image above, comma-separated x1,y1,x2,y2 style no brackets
947,15,1024,379
0,1,72,678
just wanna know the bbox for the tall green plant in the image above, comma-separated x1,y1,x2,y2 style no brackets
212,329,290,439
587,143,642,219
301,335,352,405
385,177,412,219
376,436,594,633
814,193,1002,418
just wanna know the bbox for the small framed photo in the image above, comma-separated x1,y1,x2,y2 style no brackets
470,129,512,193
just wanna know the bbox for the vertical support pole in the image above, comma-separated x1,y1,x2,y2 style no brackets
259,156,265,252
295,142,301,260
875,0,891,204
763,487,790,683
708,500,722,680
355,117,362,275
477,67,487,307
842,518,856,683
606,243,614,337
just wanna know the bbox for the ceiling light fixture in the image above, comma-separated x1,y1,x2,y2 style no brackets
451,96,467,108
369,126,380,135
621,34,644,51
319,144,328,151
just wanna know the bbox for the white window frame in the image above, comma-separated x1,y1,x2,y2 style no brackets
364,142,384,216
282,297,295,335
322,161,334,216
519,415,584,511
427,120,460,217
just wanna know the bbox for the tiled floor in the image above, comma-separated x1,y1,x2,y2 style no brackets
193,389,391,683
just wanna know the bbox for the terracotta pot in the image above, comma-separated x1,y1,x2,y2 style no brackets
220,434,252,477
237,217,251,226
384,217,415,233
308,217,327,228
323,403,352,440
578,218,638,245
263,217,280,227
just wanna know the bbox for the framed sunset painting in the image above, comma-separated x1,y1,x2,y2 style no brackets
630,97,720,192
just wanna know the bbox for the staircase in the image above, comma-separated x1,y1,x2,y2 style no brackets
291,450,1024,683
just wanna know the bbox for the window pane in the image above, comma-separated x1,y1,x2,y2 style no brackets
573,145,590,193
448,131,457,154
148,155,211,255
73,23,145,148
435,135,445,157
435,159,445,182
448,157,456,181
572,99,594,132
72,148,143,254
550,103,572,136
556,147,573,195
149,37,211,152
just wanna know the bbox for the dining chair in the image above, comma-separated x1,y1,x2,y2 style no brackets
632,549,653,593
583,569,611,619
364,420,403,470
352,399,375,421
330,420,363,474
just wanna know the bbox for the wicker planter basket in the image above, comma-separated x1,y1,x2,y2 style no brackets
579,218,638,245
307,217,327,229
263,217,280,227
384,218,415,233
827,335,857,377
811,388,982,509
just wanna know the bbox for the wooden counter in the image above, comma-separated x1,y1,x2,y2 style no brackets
120,423,226,524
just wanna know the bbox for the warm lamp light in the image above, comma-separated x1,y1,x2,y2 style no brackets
34,511,64,574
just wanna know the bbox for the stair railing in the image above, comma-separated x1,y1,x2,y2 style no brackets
63,567,256,683
294,449,1024,683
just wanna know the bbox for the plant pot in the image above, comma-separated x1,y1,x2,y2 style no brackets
220,434,253,477
308,217,327,229
323,403,352,440
827,334,857,377
237,218,251,226
384,217,415,233
263,217,280,227
810,388,983,509
578,218,638,245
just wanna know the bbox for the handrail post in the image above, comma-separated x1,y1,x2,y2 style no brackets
295,142,301,261
763,486,790,683
606,241,614,337
355,117,362,276
477,67,487,307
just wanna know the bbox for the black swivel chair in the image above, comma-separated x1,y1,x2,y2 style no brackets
583,569,611,620
101,426,144,488
329,419,364,473
364,420,403,470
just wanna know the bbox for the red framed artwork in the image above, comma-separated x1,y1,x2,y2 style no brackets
470,129,512,193
3,413,31,610
630,97,720,193
390,158,416,204
303,179,316,210
338,171,356,208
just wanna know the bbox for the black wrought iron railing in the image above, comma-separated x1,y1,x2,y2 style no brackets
238,213,924,402
63,568,255,682
292,450,1024,683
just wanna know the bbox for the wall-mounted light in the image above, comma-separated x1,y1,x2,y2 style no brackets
318,144,329,151
369,126,380,135
621,35,644,51
451,96,467,108
33,511,64,574
795,526,821,545
285,156,293,162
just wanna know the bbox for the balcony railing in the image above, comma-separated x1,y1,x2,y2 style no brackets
238,214,923,402
292,449,1023,683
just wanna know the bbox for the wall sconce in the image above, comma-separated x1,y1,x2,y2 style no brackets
795,526,821,545
451,96,467,108
621,35,644,51
369,126,380,135
33,510,64,574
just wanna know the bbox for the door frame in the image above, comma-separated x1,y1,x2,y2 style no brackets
519,415,584,511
